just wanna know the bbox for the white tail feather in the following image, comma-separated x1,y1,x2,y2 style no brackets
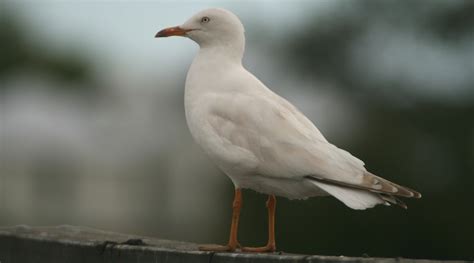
310,180,384,210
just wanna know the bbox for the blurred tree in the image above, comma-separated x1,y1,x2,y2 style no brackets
0,7,97,227
0,11,93,90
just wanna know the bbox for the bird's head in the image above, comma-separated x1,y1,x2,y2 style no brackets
156,8,245,52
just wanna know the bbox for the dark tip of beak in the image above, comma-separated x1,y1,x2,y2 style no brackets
155,29,167,38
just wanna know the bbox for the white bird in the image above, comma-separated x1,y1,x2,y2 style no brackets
156,8,421,252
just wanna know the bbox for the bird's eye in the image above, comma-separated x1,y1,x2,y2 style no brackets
201,16,210,23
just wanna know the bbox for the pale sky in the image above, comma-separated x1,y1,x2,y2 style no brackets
6,0,333,86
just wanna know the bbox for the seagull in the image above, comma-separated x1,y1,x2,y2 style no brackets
156,8,421,253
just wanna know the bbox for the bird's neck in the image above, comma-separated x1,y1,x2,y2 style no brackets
186,42,245,100
198,39,245,65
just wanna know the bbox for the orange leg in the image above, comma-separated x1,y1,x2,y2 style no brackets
242,194,276,252
199,188,242,252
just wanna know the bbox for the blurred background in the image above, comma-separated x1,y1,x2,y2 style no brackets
1,0,473,260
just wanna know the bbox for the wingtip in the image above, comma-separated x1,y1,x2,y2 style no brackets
407,188,422,199
397,183,422,199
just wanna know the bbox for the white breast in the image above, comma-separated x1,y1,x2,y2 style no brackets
184,50,260,180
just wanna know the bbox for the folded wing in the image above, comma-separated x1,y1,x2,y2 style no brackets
207,87,420,208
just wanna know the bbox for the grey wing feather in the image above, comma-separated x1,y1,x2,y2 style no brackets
305,171,422,199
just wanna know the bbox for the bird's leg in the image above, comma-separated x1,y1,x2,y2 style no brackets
242,194,276,252
199,188,242,252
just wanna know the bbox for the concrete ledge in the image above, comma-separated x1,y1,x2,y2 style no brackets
0,225,469,263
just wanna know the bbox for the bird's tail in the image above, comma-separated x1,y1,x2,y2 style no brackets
309,180,385,210
309,180,412,210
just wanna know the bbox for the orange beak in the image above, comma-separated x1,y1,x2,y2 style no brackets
155,26,192,38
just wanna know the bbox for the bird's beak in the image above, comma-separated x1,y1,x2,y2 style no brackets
155,26,191,38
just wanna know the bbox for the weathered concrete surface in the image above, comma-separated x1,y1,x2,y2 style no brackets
0,225,470,263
